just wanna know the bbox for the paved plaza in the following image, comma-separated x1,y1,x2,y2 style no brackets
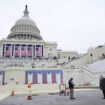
0,89,105,105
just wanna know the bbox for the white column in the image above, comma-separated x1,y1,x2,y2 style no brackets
3,44,6,57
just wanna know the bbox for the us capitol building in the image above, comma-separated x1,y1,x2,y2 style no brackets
0,5,105,93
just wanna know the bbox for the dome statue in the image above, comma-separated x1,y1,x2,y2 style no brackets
7,5,43,40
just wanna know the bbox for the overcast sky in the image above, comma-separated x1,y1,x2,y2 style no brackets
0,0,105,53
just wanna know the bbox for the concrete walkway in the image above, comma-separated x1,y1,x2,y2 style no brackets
0,89,105,105
0,93,10,101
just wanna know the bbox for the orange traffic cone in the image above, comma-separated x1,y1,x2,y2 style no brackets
11,90,15,96
28,83,32,88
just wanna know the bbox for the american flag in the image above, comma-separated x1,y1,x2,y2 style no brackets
15,45,20,57
21,45,26,57
27,45,32,57
5,45,11,57
36,45,42,57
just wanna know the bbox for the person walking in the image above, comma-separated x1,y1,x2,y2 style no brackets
68,77,75,99
100,75,105,99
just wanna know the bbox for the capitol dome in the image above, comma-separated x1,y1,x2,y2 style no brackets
7,5,43,40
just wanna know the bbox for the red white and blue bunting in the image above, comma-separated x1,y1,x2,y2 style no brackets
25,70,63,84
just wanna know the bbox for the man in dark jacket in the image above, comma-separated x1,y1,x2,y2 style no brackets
100,75,105,99
68,77,75,99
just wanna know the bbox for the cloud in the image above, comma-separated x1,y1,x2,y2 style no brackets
0,0,105,53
